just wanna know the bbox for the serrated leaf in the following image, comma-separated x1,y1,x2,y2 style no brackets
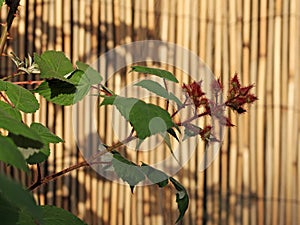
101,96,174,139
0,135,28,171
2,81,39,113
0,108,42,142
30,122,64,143
40,205,87,225
24,123,63,164
34,79,76,105
0,100,22,120
35,69,95,105
141,163,169,187
76,61,102,84
131,66,178,83
112,151,145,192
0,174,42,222
0,79,7,90
169,177,189,223
34,51,74,83
11,123,63,164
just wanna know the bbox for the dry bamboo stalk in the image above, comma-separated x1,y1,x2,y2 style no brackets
289,1,300,224
235,0,244,223
256,1,268,224
272,1,286,224
249,0,259,224
284,0,298,223
241,0,251,224
264,2,276,225
34,0,43,52
228,0,238,224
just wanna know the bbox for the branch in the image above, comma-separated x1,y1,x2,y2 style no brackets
28,134,137,191
28,161,89,191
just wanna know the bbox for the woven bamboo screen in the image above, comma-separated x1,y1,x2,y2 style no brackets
0,0,299,225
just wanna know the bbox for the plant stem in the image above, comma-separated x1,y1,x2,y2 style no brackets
12,80,43,85
28,161,89,191
28,133,137,191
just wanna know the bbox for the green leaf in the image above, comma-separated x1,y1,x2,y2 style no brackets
2,81,39,113
168,92,183,107
25,123,63,164
0,79,7,90
160,132,180,165
0,100,22,120
34,51,74,83
0,135,28,171
135,80,170,98
101,96,174,139
0,174,42,222
0,108,42,142
35,68,96,105
112,151,145,192
169,177,189,223
131,66,179,83
183,123,201,141
76,61,102,84
0,193,20,225
134,80,183,107
0,0,5,7
141,163,169,187
34,79,77,105
30,122,64,144
40,205,87,225
167,128,180,142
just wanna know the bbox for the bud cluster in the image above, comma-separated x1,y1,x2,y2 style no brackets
181,74,257,143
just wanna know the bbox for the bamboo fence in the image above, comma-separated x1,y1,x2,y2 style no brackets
0,0,299,225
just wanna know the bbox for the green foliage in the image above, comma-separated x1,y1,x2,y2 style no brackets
0,175,87,225
112,151,145,192
0,0,4,7
0,135,28,171
34,51,102,106
40,205,87,225
131,65,179,83
169,177,189,223
134,79,182,106
140,163,169,188
25,123,64,164
0,109,41,142
0,80,39,113
34,51,74,83
0,174,42,223
111,152,189,222
101,95,174,139
0,100,22,120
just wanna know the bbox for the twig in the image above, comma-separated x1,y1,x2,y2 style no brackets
28,133,137,191
28,161,89,191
